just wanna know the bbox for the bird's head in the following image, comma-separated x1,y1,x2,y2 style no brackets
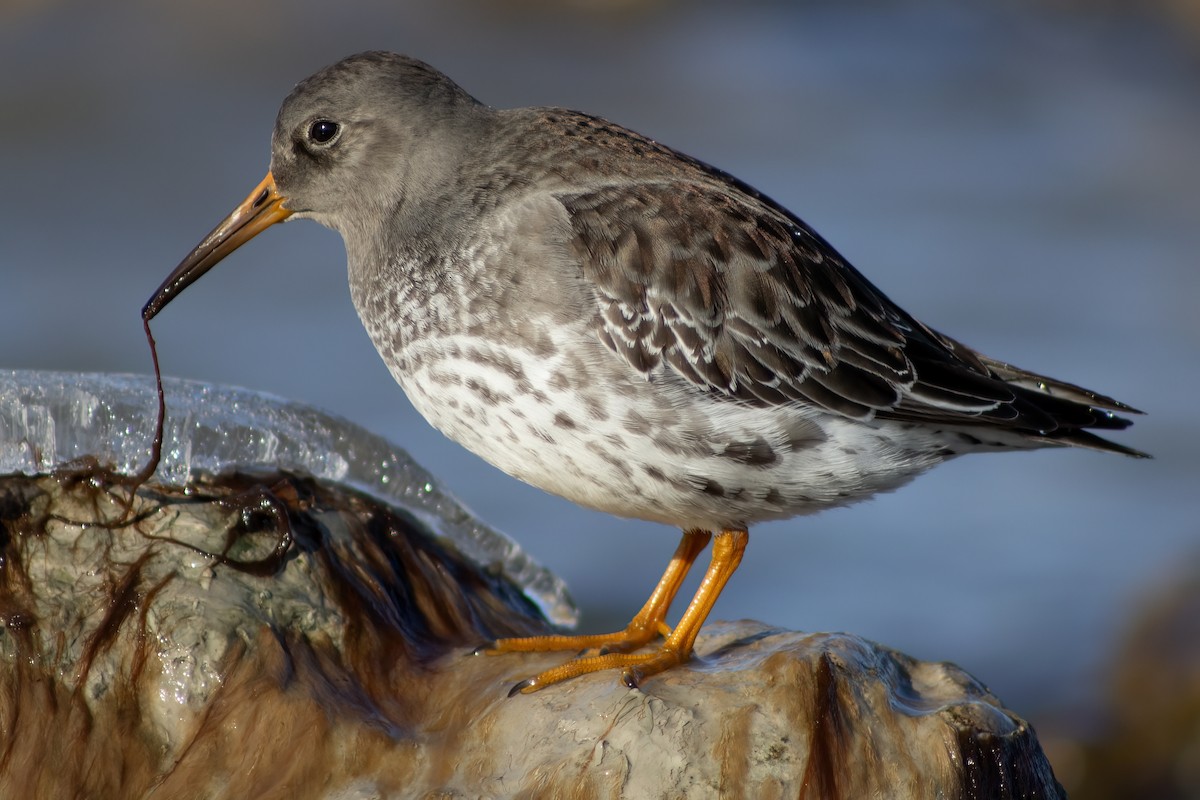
143,51,484,320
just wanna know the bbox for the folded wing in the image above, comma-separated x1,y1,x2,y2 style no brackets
559,178,1144,457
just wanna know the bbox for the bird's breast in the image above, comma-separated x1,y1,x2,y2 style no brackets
371,324,956,531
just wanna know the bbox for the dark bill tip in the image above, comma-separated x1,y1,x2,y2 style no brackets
143,172,293,320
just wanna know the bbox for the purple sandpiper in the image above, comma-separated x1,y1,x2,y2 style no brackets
144,52,1146,695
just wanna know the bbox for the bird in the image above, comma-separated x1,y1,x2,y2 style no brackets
143,51,1146,695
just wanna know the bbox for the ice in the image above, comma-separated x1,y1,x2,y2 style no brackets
0,370,577,628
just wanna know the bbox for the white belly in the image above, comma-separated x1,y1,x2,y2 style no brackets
389,334,957,531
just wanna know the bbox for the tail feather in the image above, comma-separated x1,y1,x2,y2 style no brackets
1034,427,1150,458
881,327,1148,458
978,355,1144,415
979,357,1148,458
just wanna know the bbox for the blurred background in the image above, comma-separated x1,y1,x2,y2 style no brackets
2,0,1197,794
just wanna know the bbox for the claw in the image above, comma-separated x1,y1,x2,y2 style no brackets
482,530,747,694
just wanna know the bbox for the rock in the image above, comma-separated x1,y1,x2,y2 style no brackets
0,370,576,629
1063,560,1200,799
0,372,1065,798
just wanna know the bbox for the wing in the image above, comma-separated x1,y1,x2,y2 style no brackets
559,178,1144,455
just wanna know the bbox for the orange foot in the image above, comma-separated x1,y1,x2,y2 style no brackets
484,528,748,696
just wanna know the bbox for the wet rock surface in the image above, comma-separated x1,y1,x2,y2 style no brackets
0,469,1063,799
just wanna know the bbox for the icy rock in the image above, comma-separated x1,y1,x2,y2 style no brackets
0,369,575,627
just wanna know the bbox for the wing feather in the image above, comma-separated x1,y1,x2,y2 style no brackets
557,177,1143,455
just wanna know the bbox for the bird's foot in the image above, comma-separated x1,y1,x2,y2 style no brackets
484,529,746,696
506,644,689,697
481,618,671,659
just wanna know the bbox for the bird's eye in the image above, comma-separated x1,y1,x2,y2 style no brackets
308,120,340,144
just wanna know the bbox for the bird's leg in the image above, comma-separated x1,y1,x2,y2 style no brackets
486,529,711,656
505,529,749,695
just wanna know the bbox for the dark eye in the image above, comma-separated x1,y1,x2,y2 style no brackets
308,119,340,144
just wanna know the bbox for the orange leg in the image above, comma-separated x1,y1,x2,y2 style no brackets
488,529,711,656
492,529,749,695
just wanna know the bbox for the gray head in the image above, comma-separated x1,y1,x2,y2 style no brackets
272,52,487,233
144,52,489,319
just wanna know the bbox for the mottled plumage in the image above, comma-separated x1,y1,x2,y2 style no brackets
145,51,1145,694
